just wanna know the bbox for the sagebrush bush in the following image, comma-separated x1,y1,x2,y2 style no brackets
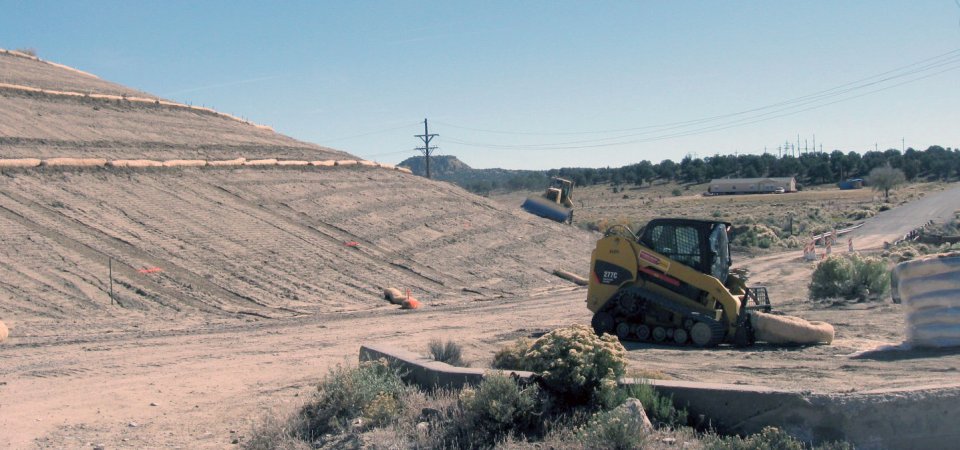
809,254,889,301
454,373,542,445
298,360,409,439
618,383,687,427
576,406,649,450
706,426,804,450
491,337,533,370
521,325,626,405
429,339,466,366
704,425,855,450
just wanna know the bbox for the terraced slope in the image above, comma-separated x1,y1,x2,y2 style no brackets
0,52,595,333
0,50,350,160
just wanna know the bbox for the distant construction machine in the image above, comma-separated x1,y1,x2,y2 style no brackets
587,218,772,347
521,177,575,224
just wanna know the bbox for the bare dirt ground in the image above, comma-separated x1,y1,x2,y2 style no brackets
2,49,959,448
3,183,958,449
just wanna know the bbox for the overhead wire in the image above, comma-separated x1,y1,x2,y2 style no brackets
438,48,960,150
318,121,420,144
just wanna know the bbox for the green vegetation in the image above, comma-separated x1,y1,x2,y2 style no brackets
867,163,906,201
246,328,853,449
703,426,854,450
402,146,960,196
298,361,410,439
809,253,889,301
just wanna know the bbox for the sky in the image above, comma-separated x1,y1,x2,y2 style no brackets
2,1,959,170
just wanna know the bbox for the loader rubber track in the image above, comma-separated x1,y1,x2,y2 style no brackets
592,285,726,347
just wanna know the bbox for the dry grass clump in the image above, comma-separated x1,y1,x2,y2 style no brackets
730,223,783,249
883,241,960,263
428,339,467,367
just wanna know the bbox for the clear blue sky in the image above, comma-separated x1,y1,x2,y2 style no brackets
3,1,959,169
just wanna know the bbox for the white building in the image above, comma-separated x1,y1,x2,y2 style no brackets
708,177,796,195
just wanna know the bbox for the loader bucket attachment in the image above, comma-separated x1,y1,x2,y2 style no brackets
521,195,573,223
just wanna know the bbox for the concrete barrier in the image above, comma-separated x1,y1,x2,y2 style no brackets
360,343,533,390
360,343,960,449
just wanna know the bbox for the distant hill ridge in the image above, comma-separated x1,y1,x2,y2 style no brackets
399,155,549,193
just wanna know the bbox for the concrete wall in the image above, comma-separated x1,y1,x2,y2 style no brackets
361,343,960,450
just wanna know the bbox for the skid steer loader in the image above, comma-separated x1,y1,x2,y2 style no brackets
521,177,575,224
587,218,772,347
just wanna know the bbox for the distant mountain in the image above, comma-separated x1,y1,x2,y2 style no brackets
398,155,549,194
398,155,473,178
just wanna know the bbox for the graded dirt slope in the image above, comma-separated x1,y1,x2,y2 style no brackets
0,50,595,334
0,166,593,335
0,49,149,97
0,50,351,160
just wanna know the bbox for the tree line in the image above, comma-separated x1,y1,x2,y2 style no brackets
544,145,959,189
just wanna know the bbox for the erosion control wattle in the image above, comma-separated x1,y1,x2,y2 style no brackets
893,253,960,348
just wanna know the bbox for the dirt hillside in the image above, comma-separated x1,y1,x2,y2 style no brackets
0,50,596,336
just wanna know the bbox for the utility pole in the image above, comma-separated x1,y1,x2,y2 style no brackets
902,137,905,152
812,134,816,153
415,118,438,179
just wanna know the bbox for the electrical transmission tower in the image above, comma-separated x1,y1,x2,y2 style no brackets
415,118,438,179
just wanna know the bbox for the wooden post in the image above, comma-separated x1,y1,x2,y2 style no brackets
109,257,114,305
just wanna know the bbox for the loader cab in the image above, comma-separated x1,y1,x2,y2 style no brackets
638,218,732,283
547,177,574,207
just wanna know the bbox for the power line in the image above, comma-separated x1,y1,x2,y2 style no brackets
441,51,960,151
437,48,960,139
319,122,420,144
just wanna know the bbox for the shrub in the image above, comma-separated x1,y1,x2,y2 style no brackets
706,426,804,450
671,188,683,196
298,360,409,439
809,254,890,301
428,339,466,367
576,406,649,450
491,337,533,370
618,383,687,427
454,373,542,444
521,325,626,405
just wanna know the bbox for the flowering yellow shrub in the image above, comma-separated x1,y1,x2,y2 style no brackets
522,324,626,402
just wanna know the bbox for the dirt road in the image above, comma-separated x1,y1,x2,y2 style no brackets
847,182,960,249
